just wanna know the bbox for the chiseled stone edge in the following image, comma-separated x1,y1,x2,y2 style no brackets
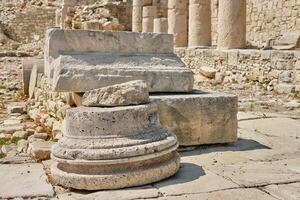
51,151,180,190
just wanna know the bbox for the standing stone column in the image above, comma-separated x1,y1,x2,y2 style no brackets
188,0,211,47
132,0,143,32
55,9,62,27
154,18,168,33
217,0,246,49
142,6,157,32
168,0,188,47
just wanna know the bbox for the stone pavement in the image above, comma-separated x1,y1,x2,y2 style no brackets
0,59,299,200
1,109,299,199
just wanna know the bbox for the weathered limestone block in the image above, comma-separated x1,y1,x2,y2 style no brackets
22,58,44,95
82,80,149,107
51,103,180,190
154,18,168,33
217,0,246,49
142,6,157,32
273,31,300,50
83,21,102,30
132,0,143,32
52,53,193,92
188,0,211,47
45,29,174,79
150,90,238,146
168,0,188,47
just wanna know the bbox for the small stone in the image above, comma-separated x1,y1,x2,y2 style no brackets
199,66,217,79
7,105,25,114
17,139,29,153
0,125,24,134
275,83,295,94
3,119,21,126
35,126,44,133
1,144,17,154
0,133,12,141
12,131,29,140
52,121,61,138
0,148,5,158
28,141,55,161
82,80,149,107
284,100,300,109
33,132,48,140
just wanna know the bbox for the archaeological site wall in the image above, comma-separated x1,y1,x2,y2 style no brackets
211,0,300,48
0,7,56,43
176,49,300,95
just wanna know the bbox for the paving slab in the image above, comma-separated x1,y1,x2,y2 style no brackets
237,129,300,162
263,182,300,200
153,188,277,200
154,161,238,196
58,185,160,200
208,158,300,187
239,117,300,138
237,112,261,121
0,163,54,198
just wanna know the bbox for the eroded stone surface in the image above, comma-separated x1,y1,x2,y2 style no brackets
150,90,238,146
52,53,193,92
45,28,174,79
82,80,149,107
0,163,54,198
51,103,180,190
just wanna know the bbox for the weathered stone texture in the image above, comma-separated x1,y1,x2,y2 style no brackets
150,90,238,146
52,53,193,92
153,18,168,33
167,0,188,47
217,0,246,49
188,0,211,47
51,103,180,190
142,6,157,32
82,80,149,107
176,48,300,94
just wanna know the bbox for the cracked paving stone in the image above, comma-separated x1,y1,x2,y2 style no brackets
0,163,54,198
152,188,277,200
263,182,300,200
154,161,238,196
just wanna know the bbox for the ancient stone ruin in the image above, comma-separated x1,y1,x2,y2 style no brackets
21,28,238,190
0,0,299,199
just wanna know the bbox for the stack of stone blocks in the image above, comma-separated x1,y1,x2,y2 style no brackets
24,28,237,190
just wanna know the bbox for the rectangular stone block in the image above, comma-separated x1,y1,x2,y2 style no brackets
22,58,44,95
52,53,194,92
44,28,174,79
150,90,238,146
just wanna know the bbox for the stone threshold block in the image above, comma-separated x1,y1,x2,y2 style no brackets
51,103,180,190
52,53,193,92
45,28,174,79
22,58,44,95
45,28,194,92
150,90,238,146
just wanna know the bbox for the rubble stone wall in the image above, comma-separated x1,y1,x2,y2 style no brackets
176,48,300,94
211,0,300,48
3,7,56,43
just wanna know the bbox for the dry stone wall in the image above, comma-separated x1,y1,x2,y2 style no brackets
0,7,56,43
211,0,300,48
176,48,300,95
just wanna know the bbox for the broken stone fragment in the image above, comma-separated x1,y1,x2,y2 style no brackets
82,80,149,107
199,66,217,79
28,141,55,161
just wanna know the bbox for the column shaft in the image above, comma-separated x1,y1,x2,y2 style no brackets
217,0,246,49
188,0,211,47
168,0,188,47
142,6,157,32
154,18,168,33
